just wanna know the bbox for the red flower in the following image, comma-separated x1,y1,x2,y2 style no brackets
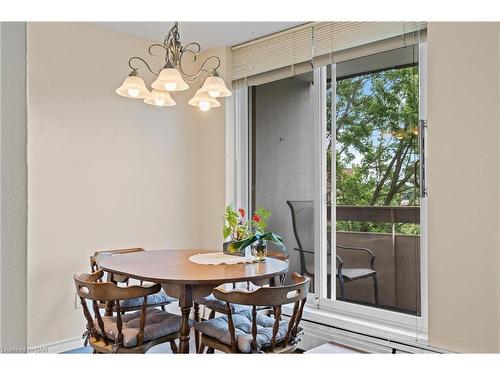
253,214,261,223
239,208,245,217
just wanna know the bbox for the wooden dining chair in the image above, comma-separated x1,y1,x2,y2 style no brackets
192,250,289,351
195,273,310,354
90,248,176,315
74,270,191,354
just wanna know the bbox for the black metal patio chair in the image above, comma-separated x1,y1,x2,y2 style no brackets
286,200,379,306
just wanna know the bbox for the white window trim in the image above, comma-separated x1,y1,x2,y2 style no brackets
313,66,328,302
233,87,250,212
418,42,429,336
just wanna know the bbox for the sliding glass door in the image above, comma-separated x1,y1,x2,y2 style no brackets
243,43,427,338
327,45,423,315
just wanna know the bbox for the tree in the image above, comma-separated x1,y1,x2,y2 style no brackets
327,66,420,233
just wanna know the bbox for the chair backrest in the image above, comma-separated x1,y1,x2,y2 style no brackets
287,201,315,274
215,272,308,307
74,270,160,349
75,270,159,301
213,273,310,352
90,247,145,284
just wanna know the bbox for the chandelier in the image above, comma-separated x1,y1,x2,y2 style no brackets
115,22,232,111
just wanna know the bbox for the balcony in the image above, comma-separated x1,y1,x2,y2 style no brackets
333,205,421,316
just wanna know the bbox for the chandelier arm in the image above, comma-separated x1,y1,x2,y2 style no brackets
128,57,159,77
180,68,213,83
148,43,169,59
182,42,202,61
178,55,221,80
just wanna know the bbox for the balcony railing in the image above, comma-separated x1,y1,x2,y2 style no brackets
334,205,421,316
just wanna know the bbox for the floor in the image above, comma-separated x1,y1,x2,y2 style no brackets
64,332,198,354
305,342,366,354
63,304,363,354
64,337,362,354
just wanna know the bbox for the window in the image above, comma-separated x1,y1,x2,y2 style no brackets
235,43,427,341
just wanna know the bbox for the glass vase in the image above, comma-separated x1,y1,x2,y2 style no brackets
251,240,267,262
223,241,244,256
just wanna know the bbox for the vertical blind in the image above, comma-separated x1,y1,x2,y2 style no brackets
232,22,427,87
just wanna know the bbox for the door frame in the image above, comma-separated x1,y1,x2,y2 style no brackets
313,43,428,340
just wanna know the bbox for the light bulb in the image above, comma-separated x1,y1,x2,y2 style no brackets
208,89,220,98
198,101,211,111
154,98,166,106
164,82,178,91
127,88,140,97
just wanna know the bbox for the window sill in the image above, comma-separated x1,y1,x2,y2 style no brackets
282,300,430,351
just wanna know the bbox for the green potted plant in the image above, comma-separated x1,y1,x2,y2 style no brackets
222,205,285,261
222,205,250,256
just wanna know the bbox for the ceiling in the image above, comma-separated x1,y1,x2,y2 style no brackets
96,22,305,49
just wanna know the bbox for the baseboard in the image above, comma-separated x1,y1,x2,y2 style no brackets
45,336,83,353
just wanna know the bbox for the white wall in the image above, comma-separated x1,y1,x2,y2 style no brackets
196,47,231,250
27,22,227,347
0,22,28,350
427,22,500,353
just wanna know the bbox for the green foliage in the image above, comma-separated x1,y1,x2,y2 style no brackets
233,232,285,252
223,205,285,245
223,205,249,241
330,66,421,235
223,205,285,251
253,207,271,232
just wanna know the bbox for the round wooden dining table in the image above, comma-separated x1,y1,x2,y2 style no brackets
98,249,289,353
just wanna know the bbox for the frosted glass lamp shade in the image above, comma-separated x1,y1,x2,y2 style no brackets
144,89,176,107
188,89,221,111
201,76,232,98
115,75,150,99
151,68,189,92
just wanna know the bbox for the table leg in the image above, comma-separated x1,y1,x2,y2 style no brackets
178,285,193,354
193,302,200,353
270,275,280,287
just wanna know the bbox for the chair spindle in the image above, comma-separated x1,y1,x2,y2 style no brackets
270,306,280,351
92,299,109,345
115,300,124,347
226,302,238,352
80,297,99,341
137,296,148,346
283,300,300,347
251,305,258,353
291,298,306,341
